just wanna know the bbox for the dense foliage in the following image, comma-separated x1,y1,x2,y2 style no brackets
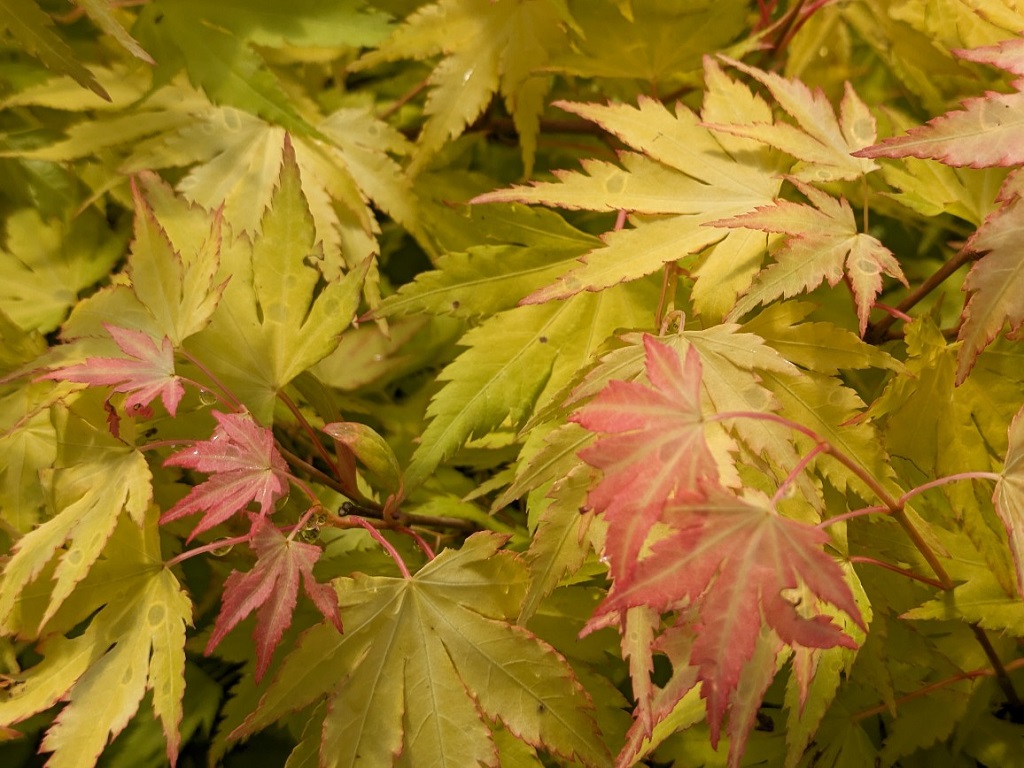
2,1,1024,766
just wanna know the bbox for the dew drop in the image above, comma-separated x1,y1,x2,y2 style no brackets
300,527,320,543
198,389,217,406
148,604,166,626
211,544,234,557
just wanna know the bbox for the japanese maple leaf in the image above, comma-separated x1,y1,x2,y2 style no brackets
995,405,1024,596
207,516,341,681
591,485,863,750
705,56,879,182
715,180,908,335
949,186,1024,383
41,324,184,416
161,410,289,539
854,39,1024,168
571,334,718,581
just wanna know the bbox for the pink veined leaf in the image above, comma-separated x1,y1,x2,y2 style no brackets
714,179,907,336
206,516,342,681
40,324,184,416
570,334,718,582
161,411,290,540
854,39,1024,168
995,405,1024,596
588,484,863,752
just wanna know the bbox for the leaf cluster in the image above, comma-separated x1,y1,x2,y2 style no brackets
2,2,1024,767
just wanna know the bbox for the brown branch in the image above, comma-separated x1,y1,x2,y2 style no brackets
866,246,981,343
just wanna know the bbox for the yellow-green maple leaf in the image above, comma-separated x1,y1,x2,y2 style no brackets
0,393,152,633
232,533,610,767
404,278,657,489
474,58,783,320
0,515,192,767
353,0,571,176
185,137,369,421
707,57,879,183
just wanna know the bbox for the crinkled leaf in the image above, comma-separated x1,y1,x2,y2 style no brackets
161,411,289,539
206,517,341,681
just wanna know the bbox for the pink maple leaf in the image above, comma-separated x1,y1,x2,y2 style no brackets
591,485,864,748
41,324,184,416
206,516,342,681
571,335,718,581
161,411,290,540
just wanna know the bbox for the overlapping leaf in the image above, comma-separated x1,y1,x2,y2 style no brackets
473,58,782,319
184,137,369,420
0,395,152,632
0,516,192,767
707,56,879,182
995,404,1024,595
0,0,109,100
231,533,610,767
571,336,718,581
573,336,865,766
41,325,184,417
352,0,570,175
206,516,341,681
161,411,290,539
855,39,1024,168
717,180,907,335
404,279,655,489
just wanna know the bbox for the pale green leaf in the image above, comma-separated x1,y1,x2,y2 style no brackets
354,0,567,175
995,403,1024,595
0,209,125,335
741,301,903,374
710,57,879,182
473,66,782,313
